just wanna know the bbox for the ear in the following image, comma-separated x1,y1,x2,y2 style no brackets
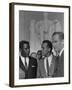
19,51,21,56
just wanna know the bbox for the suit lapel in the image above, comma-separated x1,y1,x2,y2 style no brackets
56,51,64,77
19,57,27,72
49,55,56,76
59,51,64,61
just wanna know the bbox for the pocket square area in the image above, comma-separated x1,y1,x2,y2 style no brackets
31,66,36,67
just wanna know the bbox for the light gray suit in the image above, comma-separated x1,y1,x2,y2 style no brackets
37,55,56,78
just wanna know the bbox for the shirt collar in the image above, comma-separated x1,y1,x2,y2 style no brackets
20,55,29,66
20,55,24,60
59,48,64,56
20,55,29,59
48,54,53,60
43,54,52,59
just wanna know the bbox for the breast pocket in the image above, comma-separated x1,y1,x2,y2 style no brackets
31,65,36,68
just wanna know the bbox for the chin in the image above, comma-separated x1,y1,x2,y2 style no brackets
54,48,57,51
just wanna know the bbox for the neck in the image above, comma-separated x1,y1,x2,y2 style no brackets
21,55,29,58
46,52,51,57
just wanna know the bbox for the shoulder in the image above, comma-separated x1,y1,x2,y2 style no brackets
59,50,64,60
60,51,64,63
29,56,37,60
29,56,37,63
61,51,64,57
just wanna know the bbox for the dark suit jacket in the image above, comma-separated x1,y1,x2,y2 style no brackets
19,56,37,79
37,55,56,78
53,51,64,77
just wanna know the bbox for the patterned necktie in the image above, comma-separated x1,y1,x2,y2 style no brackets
46,58,49,76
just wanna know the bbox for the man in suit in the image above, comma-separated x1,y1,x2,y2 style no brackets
37,40,56,78
52,32,64,77
19,40,37,79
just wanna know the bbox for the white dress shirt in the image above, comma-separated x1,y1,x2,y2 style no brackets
20,56,29,67
44,54,53,74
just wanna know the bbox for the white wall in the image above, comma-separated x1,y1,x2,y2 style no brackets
0,0,72,90
19,11,64,41
19,11,64,53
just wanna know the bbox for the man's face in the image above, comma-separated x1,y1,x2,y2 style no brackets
41,43,50,57
52,34,63,52
21,43,30,57
37,51,42,60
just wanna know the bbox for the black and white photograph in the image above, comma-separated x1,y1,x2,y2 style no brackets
9,3,70,87
19,11,64,79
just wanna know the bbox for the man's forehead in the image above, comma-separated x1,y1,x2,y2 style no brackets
23,43,29,48
52,34,60,40
42,43,48,47
38,52,41,54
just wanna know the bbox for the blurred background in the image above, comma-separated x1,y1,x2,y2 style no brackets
19,10,64,53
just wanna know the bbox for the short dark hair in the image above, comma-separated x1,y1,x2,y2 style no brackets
42,40,52,52
19,40,30,50
37,50,42,55
52,32,64,40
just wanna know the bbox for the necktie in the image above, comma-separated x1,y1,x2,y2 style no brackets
25,57,29,79
25,57,27,69
46,58,49,76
